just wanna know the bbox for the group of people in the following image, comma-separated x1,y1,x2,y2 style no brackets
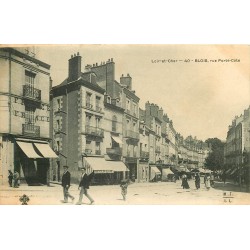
8,170,20,188
61,165,95,205
181,172,215,191
61,165,130,204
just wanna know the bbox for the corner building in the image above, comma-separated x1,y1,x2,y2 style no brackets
0,47,57,186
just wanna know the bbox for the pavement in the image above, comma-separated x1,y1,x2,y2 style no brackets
0,179,250,205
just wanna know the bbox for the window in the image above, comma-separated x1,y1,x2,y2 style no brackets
85,140,92,154
57,99,61,111
127,143,130,156
86,114,91,126
25,105,35,125
107,96,111,104
56,140,60,151
25,71,36,86
56,120,60,130
126,119,130,130
133,103,137,116
133,121,136,131
86,93,92,108
96,96,101,111
95,142,101,155
126,99,130,111
96,117,100,128
112,115,117,132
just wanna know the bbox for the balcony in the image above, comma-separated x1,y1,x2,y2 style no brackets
124,130,139,140
22,124,40,137
140,151,149,158
85,125,104,137
95,150,101,155
95,106,102,113
106,147,122,156
85,149,92,155
23,85,41,101
85,102,94,110
155,146,161,153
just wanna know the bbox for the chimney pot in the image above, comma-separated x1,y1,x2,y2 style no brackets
71,55,73,58
122,74,124,77
77,52,79,56
127,73,129,77
74,53,76,57
111,58,113,62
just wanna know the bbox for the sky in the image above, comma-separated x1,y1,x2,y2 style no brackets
33,44,250,142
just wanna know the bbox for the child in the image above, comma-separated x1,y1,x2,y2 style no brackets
120,179,129,201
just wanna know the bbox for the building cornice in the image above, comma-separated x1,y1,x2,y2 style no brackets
0,48,51,70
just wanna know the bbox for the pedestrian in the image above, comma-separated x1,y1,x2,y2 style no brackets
210,172,215,187
181,174,190,189
61,165,75,203
76,167,94,205
120,179,129,201
205,174,211,190
8,170,13,187
194,173,200,190
13,171,20,188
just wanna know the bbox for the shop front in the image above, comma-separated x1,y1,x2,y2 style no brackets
82,156,129,185
15,138,58,185
150,165,161,182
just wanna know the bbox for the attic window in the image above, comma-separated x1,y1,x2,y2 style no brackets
107,96,111,104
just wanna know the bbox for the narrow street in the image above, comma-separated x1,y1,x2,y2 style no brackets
1,179,249,205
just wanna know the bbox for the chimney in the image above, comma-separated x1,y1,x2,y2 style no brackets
120,73,132,90
158,107,163,121
68,53,82,82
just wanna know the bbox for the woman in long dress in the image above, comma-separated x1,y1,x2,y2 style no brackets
205,174,211,190
181,174,190,189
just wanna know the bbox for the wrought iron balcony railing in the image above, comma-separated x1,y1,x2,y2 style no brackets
140,151,149,158
124,130,139,140
22,124,40,137
106,147,122,156
85,125,104,137
23,85,41,101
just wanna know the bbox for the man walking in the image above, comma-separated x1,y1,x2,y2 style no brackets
61,165,75,203
76,167,94,205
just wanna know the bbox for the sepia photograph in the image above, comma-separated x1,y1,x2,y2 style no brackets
0,44,249,205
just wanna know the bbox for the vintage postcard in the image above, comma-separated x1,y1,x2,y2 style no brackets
0,44,249,205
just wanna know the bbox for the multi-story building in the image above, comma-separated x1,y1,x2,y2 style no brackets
138,118,150,182
0,47,57,186
166,120,177,166
51,53,111,183
224,107,250,186
103,93,126,183
120,74,140,181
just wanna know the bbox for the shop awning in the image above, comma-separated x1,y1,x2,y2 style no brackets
34,143,58,158
111,135,123,144
84,157,113,173
16,141,42,158
230,168,238,175
151,166,161,174
162,168,174,176
107,160,129,172
150,166,161,180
